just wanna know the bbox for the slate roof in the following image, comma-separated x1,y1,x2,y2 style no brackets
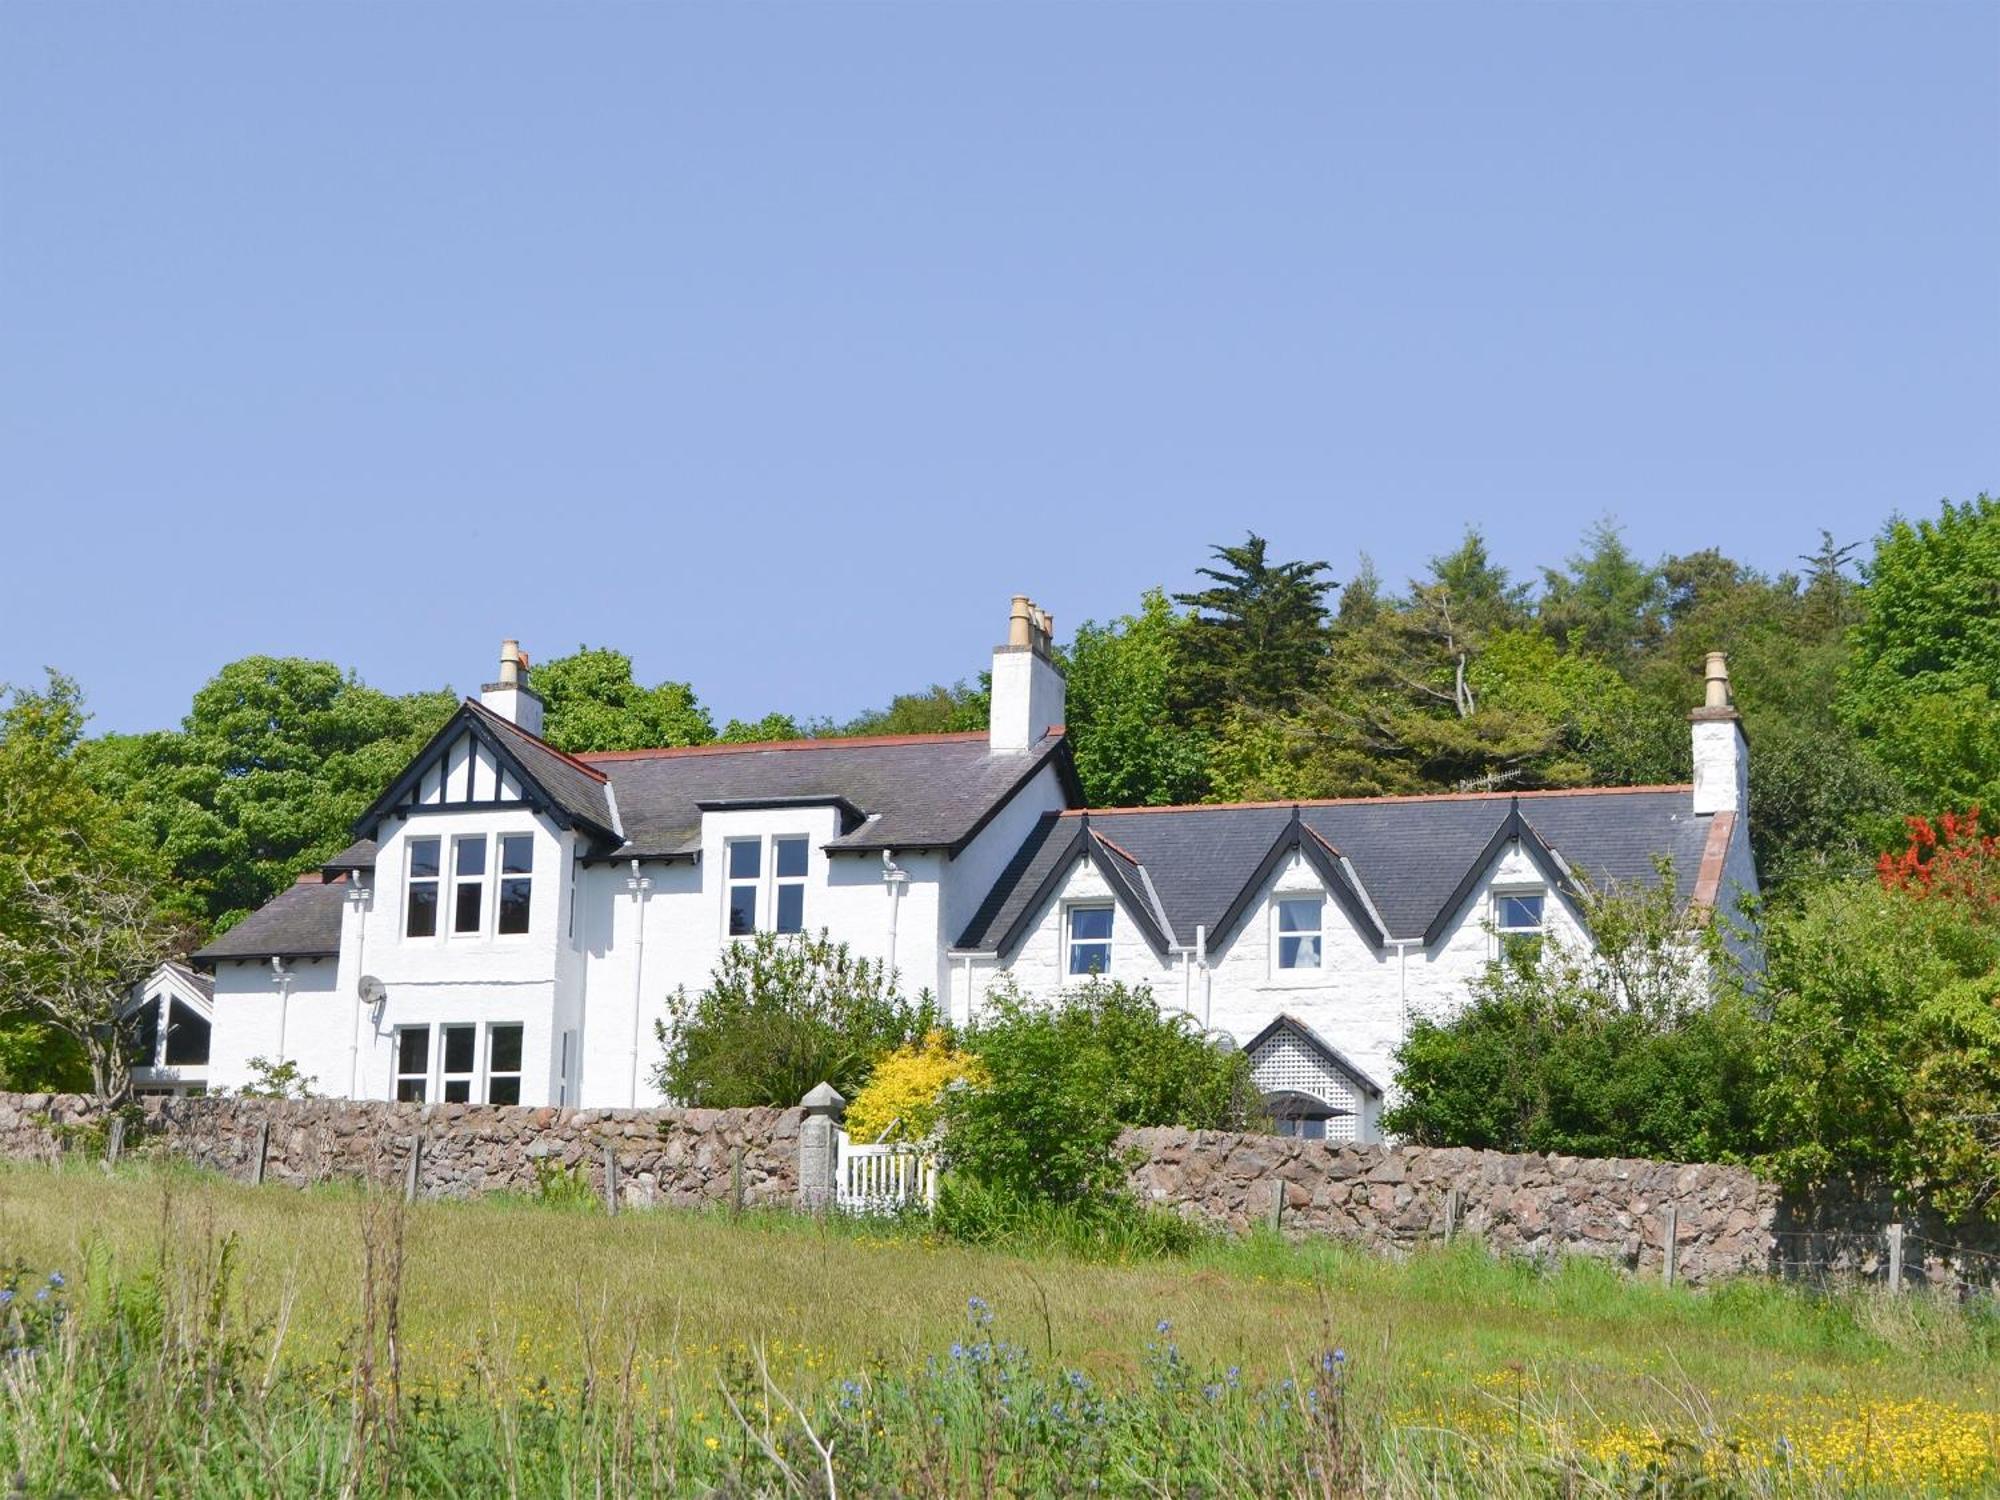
460,701,619,839
323,838,378,873
192,879,347,963
956,787,1714,954
577,730,1077,859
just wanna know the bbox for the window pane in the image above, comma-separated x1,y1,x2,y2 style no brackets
498,878,532,934
454,882,483,933
165,1001,211,1066
455,837,487,876
728,886,757,936
395,1079,427,1103
1301,1117,1328,1140
1279,934,1322,970
500,834,533,875
397,1028,430,1074
728,840,760,879
775,836,809,879
406,885,438,938
488,1077,521,1106
443,1079,471,1103
1069,941,1111,976
1278,898,1322,933
1069,906,1113,941
1499,894,1544,929
489,1024,523,1073
442,1024,475,1074
408,838,441,879
775,883,804,934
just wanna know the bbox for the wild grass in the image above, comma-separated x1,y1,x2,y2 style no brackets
3,1159,1998,1495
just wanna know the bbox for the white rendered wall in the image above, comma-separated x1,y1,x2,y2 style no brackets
989,650,1065,752
206,957,342,1093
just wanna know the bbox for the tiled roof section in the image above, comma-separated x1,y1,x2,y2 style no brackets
579,730,1073,858
323,838,378,873
192,879,347,963
957,788,1714,950
461,700,618,839
161,960,215,1001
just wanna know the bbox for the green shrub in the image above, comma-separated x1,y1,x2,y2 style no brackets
654,929,937,1106
943,979,1258,1203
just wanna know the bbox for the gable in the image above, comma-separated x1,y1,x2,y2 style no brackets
352,701,618,845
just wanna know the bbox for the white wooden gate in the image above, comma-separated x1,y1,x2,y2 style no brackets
835,1130,937,1214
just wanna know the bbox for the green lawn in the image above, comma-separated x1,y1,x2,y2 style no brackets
4,1160,1998,1495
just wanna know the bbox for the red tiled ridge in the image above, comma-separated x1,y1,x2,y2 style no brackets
462,698,610,783
579,727,1065,763
1064,784,1695,817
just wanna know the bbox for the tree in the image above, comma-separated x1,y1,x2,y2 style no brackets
533,646,713,753
1384,866,1761,1162
844,1030,985,1144
943,979,1259,1203
839,682,988,737
84,658,455,932
654,930,936,1106
1841,495,2000,815
1537,519,1668,667
1065,589,1211,806
1755,859,2000,1223
0,673,158,1090
0,863,185,1103
718,712,809,743
1172,533,1336,719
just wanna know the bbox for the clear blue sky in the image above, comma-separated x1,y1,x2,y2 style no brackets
3,3,1994,736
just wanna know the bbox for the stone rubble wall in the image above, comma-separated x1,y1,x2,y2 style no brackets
0,1092,799,1210
1120,1126,1775,1287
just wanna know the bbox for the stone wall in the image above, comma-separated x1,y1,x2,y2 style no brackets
0,1092,799,1210
1121,1127,1775,1286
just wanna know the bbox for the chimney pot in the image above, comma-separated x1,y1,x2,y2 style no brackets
1008,596,1033,649
1703,651,1731,710
499,638,521,688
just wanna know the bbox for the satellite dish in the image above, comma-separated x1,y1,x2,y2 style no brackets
358,975,388,1008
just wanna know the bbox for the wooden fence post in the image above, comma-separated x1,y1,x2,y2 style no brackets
1662,1204,1679,1288
603,1145,621,1217
731,1147,745,1217
403,1132,422,1203
1887,1222,1904,1294
1444,1188,1461,1244
1268,1178,1284,1235
252,1120,271,1187
105,1116,126,1167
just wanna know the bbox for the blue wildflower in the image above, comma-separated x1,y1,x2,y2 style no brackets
1202,1383,1223,1401
950,1342,966,1361
46,1272,64,1289
1155,1318,1171,1335
0,1290,12,1307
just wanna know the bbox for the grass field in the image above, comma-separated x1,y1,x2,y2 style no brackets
4,1160,1999,1495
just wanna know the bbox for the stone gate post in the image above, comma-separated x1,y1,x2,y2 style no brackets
798,1082,847,1212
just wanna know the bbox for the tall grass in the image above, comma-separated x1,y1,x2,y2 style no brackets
4,1161,1997,1495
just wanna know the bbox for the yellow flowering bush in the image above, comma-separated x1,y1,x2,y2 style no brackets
845,1030,985,1144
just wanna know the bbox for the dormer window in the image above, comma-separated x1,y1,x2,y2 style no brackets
1276,896,1324,970
1067,905,1113,976
726,834,811,936
1495,890,1546,964
406,838,441,938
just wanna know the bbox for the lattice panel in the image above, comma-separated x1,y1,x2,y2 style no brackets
1251,1030,1360,1142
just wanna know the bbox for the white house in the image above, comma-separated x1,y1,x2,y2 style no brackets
192,600,1757,1143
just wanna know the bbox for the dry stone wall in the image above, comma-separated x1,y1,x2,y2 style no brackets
1121,1126,1775,1286
0,1092,799,1210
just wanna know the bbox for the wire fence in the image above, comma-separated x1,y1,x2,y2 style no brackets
1768,1226,2000,1299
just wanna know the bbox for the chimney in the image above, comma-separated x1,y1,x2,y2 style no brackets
480,638,546,737
989,594,1065,752
1689,651,1747,817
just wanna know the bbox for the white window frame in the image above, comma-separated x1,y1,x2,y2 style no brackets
405,836,442,939
772,835,809,935
450,834,489,938
393,1024,431,1102
495,832,535,938
1065,903,1114,978
438,1022,478,1102
725,837,762,937
486,1022,525,1105
1272,893,1326,973
1493,887,1547,963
